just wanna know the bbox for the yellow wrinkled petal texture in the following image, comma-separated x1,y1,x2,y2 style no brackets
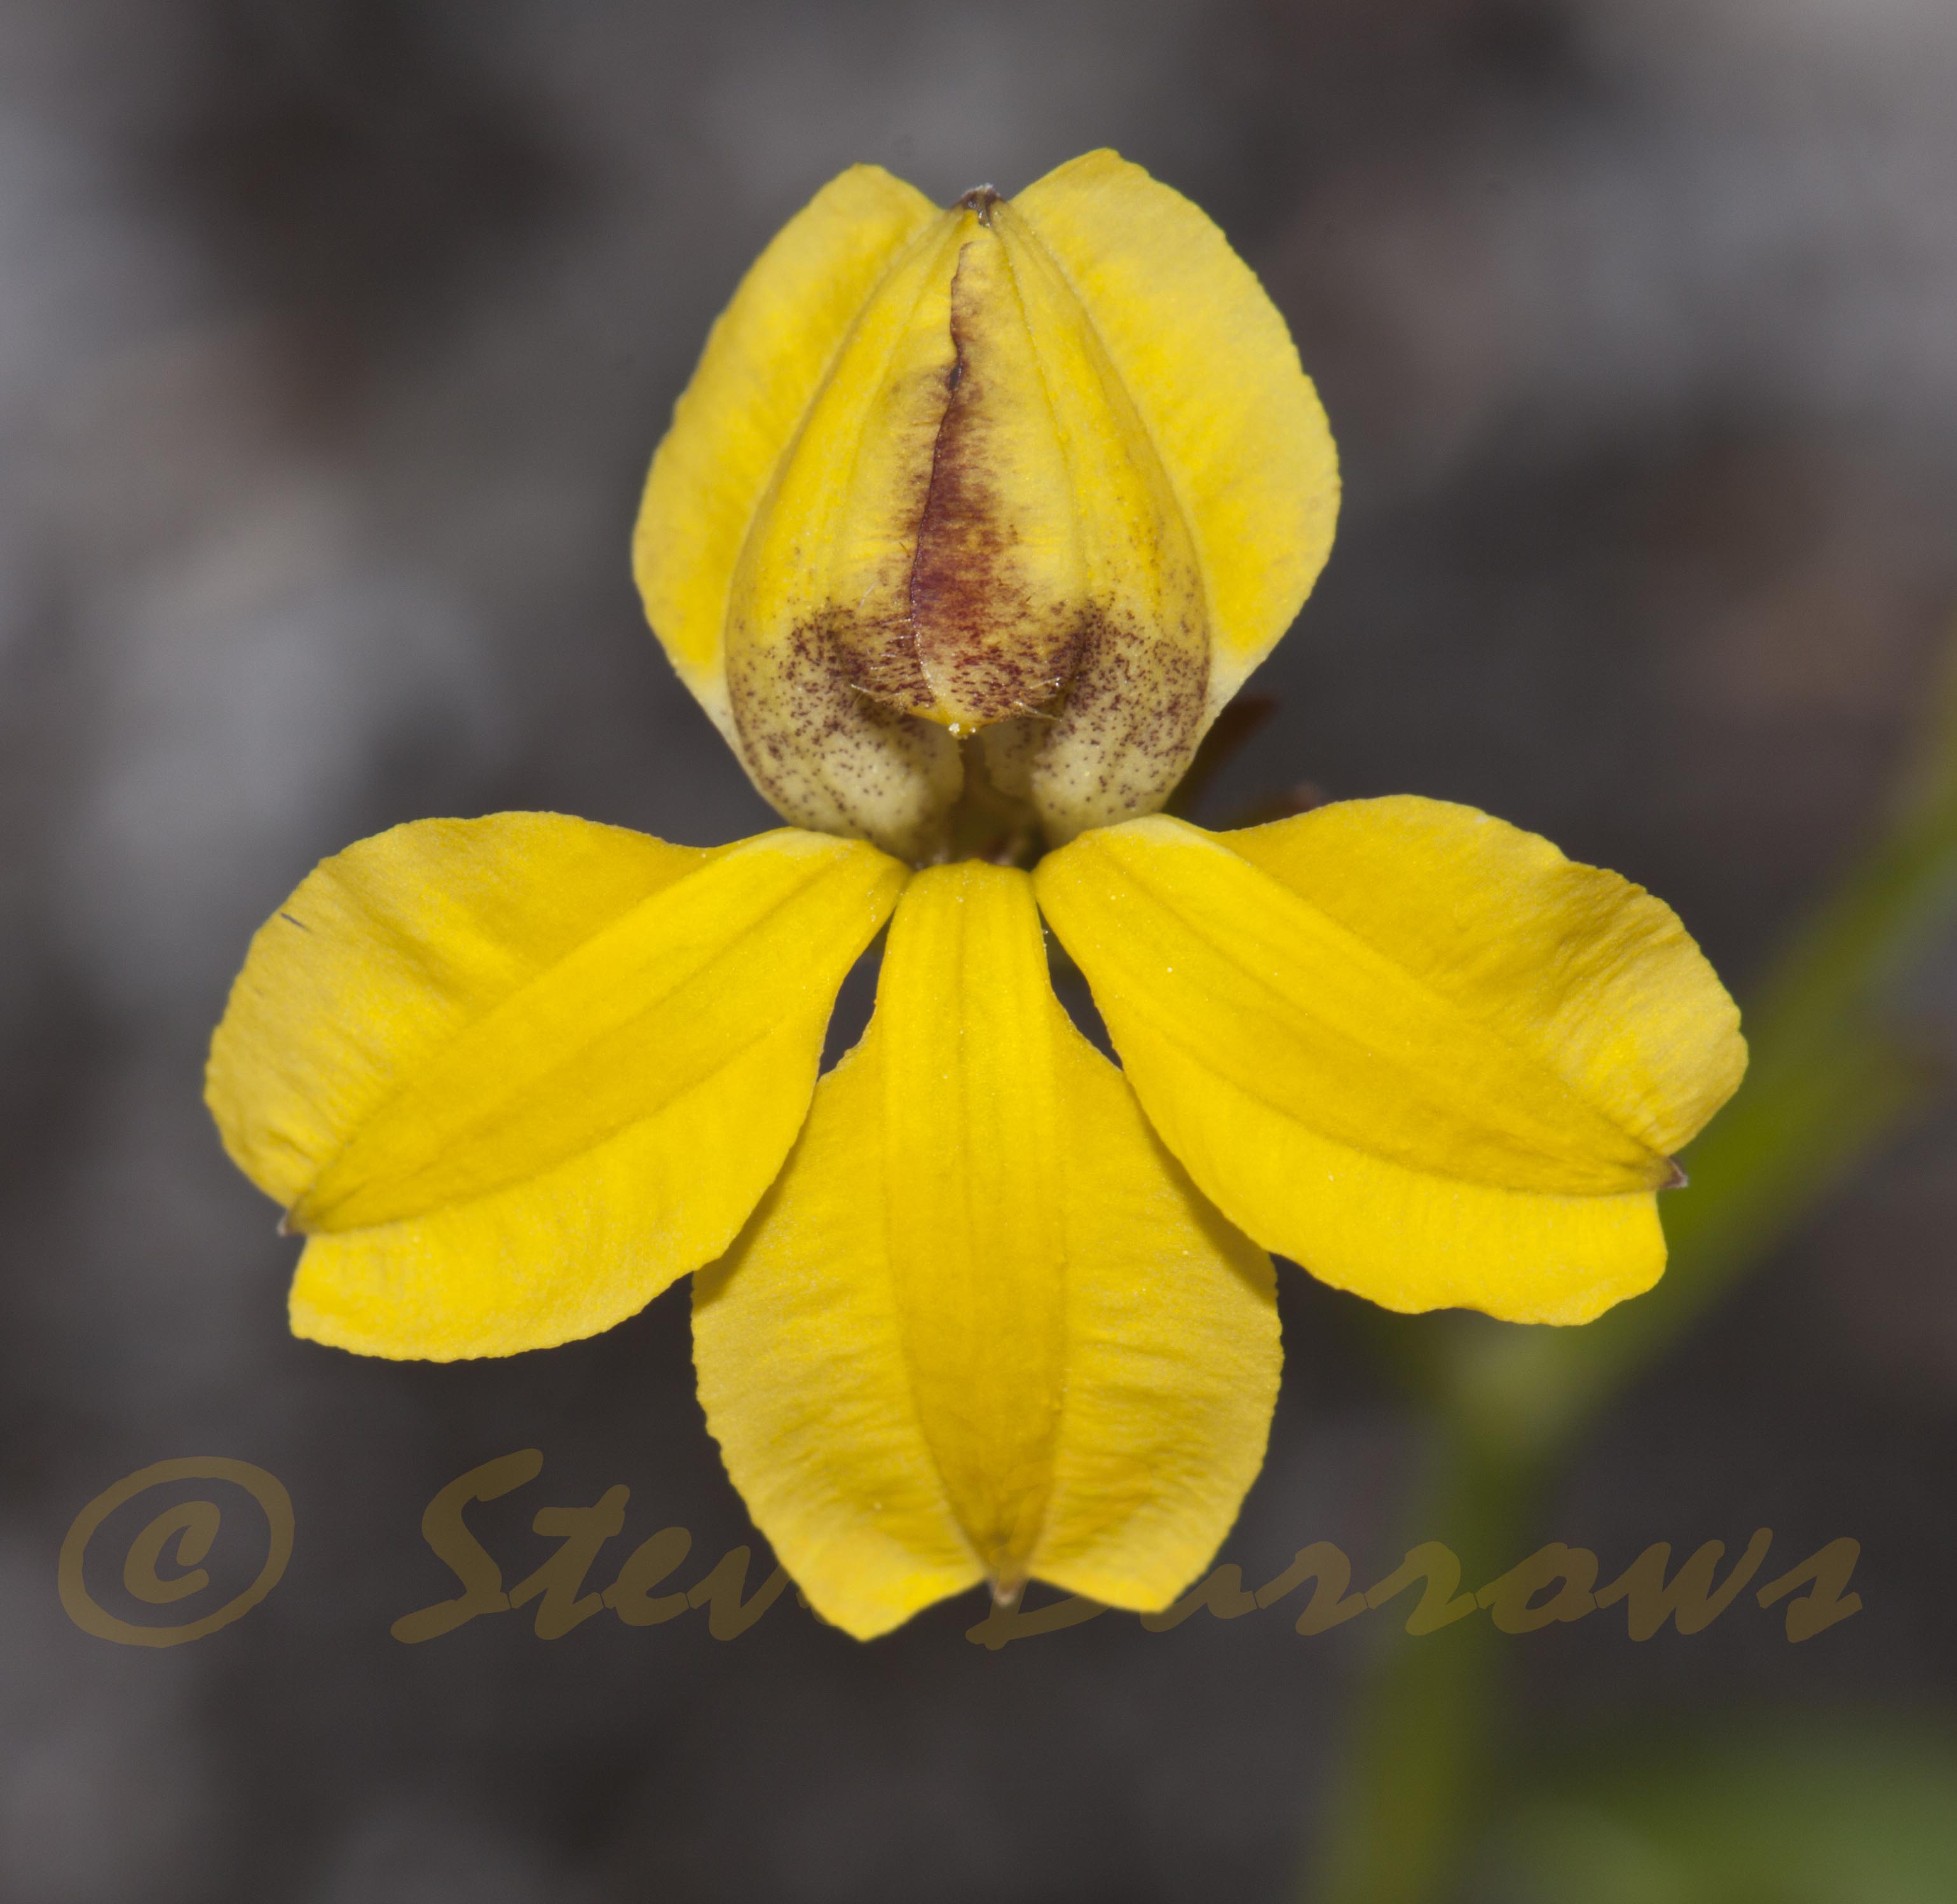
1035,801,1746,1324
693,862,1279,1639
1012,149,1339,712
207,816,905,1359
633,163,938,739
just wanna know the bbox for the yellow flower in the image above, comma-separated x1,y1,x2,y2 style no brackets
207,151,1745,1640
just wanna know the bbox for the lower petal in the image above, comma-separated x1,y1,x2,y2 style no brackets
692,861,1279,1639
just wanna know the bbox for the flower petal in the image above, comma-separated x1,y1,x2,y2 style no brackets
711,195,976,856
692,861,1279,1638
1010,149,1340,715
1225,796,1748,1156
633,164,938,744
638,152,1341,856
208,816,905,1358
1034,802,1745,1324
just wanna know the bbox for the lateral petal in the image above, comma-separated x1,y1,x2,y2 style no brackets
1034,802,1745,1323
1225,795,1747,1156
692,861,1279,1638
208,816,904,1357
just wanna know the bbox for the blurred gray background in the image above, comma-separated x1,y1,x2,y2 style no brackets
3,2,1956,1900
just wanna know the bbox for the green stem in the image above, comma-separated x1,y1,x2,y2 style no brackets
1309,1430,1542,1904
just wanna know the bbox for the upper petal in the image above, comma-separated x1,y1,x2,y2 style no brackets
208,815,905,1357
633,165,939,744
692,861,1279,1638
636,152,1341,856
1034,802,1746,1324
1011,149,1340,716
